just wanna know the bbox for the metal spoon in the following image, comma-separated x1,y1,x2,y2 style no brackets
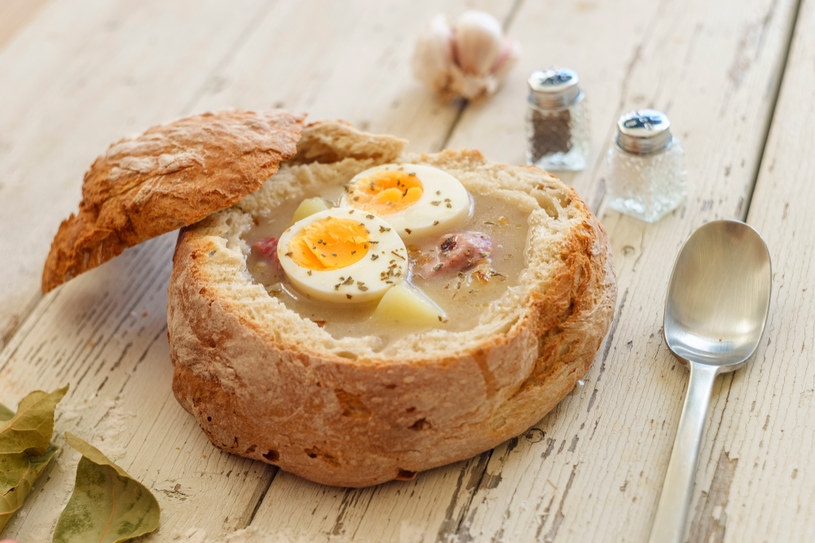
648,219,771,543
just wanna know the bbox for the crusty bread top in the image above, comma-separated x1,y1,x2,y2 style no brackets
180,120,599,360
41,109,305,293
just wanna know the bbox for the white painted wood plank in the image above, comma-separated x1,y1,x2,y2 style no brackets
191,0,511,153
696,0,815,539
0,0,51,50
0,0,272,348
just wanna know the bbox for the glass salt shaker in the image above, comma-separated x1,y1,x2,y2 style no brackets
525,67,589,171
605,109,687,222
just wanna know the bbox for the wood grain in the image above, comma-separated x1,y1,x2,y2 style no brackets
0,0,812,540
189,0,507,152
0,0,51,50
699,0,815,539
0,0,273,349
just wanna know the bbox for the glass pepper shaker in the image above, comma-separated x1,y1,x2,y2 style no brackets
605,109,687,222
525,67,589,171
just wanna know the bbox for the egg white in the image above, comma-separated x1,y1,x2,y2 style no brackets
276,207,408,304
340,163,471,240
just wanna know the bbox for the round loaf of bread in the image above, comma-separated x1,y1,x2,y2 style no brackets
167,121,616,487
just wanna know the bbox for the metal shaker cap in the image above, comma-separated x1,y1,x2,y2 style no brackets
615,109,673,154
527,68,583,109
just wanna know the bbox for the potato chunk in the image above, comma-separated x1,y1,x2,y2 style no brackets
373,283,447,326
291,197,330,223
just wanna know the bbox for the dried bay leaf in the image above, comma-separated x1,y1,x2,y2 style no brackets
0,446,59,532
1,387,67,534
54,433,159,543
0,386,68,456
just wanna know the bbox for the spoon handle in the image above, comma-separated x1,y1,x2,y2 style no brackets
648,361,720,543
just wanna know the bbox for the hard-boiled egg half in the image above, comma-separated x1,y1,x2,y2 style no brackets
340,164,471,239
277,207,408,304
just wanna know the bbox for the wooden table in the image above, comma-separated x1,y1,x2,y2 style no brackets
1,0,812,541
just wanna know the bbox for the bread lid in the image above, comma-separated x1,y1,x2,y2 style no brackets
41,109,305,293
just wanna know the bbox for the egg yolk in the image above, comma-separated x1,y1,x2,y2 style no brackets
287,217,370,271
347,170,423,215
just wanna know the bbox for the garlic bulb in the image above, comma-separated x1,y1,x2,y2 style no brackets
412,11,521,101
412,15,455,97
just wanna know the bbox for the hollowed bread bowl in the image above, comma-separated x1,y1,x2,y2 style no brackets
167,120,616,487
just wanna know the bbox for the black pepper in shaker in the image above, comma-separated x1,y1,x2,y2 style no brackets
525,67,589,171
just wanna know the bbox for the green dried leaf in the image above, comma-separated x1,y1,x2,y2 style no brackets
0,386,68,456
53,433,160,543
0,404,13,422
0,445,59,533
1,387,67,534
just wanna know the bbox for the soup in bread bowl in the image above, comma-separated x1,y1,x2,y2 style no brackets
167,119,616,487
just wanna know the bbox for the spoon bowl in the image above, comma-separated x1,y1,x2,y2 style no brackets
664,219,772,368
649,220,771,543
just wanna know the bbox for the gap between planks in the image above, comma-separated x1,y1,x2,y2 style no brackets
739,0,804,221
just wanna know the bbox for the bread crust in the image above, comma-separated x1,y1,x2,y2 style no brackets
42,110,305,293
167,122,616,487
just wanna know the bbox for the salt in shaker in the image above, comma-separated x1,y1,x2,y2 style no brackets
605,109,686,222
525,68,589,171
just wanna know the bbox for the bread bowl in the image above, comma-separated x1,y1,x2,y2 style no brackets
166,119,616,487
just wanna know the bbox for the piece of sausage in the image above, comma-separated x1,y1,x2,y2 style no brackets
416,231,493,277
252,236,282,270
